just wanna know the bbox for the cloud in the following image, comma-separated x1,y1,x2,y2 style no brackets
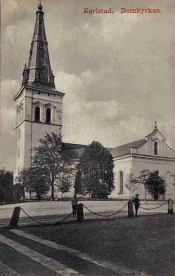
1,0,175,170
0,79,20,169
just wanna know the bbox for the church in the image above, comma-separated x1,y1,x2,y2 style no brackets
110,123,175,200
14,3,175,200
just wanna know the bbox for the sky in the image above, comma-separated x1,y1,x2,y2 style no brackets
1,0,175,171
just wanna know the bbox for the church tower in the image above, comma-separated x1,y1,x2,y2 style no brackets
14,2,64,181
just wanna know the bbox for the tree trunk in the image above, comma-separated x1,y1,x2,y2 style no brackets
144,185,147,201
22,182,25,200
51,173,55,200
37,192,41,200
154,193,158,200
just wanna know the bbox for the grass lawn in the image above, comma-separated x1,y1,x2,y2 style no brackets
21,214,175,276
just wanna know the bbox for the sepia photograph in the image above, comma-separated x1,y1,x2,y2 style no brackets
0,0,175,275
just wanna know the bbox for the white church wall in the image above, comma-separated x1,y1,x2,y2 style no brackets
110,156,132,198
132,157,175,200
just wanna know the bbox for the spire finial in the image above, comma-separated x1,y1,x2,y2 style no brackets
154,121,157,129
38,0,43,11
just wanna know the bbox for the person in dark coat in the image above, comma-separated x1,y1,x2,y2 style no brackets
71,195,78,218
133,194,141,217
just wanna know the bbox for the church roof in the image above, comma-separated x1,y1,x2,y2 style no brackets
110,139,146,158
62,143,87,157
22,2,55,88
62,139,147,159
62,125,174,159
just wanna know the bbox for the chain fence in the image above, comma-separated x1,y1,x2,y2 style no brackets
139,200,168,210
20,207,73,226
9,198,172,227
83,202,128,217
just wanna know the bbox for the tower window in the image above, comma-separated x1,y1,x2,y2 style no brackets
119,171,123,194
35,106,40,121
46,108,51,123
154,142,158,155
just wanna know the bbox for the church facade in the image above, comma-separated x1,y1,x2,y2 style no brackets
110,125,175,200
14,3,175,200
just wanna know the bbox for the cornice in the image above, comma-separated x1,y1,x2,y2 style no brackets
113,152,175,162
15,119,62,129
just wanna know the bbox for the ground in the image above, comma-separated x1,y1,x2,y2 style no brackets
19,215,175,276
0,201,174,276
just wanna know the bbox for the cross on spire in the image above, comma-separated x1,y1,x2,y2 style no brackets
154,121,157,129
38,0,42,11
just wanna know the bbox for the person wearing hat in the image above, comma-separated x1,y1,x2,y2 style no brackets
71,194,78,218
133,194,141,217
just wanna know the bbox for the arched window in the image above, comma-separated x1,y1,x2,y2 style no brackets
46,108,51,123
35,106,40,122
154,142,158,155
119,171,123,194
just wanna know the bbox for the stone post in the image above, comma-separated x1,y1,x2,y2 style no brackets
77,203,84,222
168,199,173,214
9,206,21,228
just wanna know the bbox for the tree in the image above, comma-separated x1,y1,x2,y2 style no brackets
55,166,74,199
145,171,166,200
0,169,13,203
19,167,50,200
32,132,77,200
56,178,71,199
74,169,82,196
137,170,150,201
13,184,24,202
79,141,114,198
125,170,138,199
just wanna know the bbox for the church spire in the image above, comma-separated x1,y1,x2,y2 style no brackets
24,2,55,88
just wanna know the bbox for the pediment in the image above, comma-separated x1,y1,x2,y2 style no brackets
33,101,43,107
44,103,55,109
145,129,167,142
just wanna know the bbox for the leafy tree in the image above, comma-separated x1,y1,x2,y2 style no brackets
55,166,74,199
13,183,24,202
0,169,13,203
32,133,77,200
137,170,150,201
74,169,82,196
145,171,166,200
79,141,114,198
19,167,50,200
125,170,138,199
56,172,73,198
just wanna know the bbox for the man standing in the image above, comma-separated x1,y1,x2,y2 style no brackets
71,195,78,218
133,194,141,217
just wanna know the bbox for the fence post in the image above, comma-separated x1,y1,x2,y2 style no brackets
168,199,173,214
128,200,134,218
77,203,84,222
9,206,21,228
